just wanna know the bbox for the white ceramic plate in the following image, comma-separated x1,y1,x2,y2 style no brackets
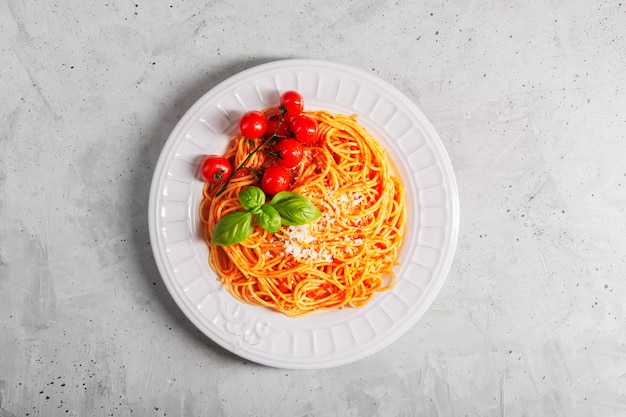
148,59,459,369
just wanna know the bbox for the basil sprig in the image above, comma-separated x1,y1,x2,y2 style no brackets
210,186,321,246
269,191,323,226
238,185,266,211
210,211,254,247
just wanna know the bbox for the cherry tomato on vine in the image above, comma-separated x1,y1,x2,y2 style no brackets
238,110,268,139
261,166,291,195
279,91,304,117
264,108,290,138
289,114,319,145
274,138,303,169
233,168,252,179
199,155,232,184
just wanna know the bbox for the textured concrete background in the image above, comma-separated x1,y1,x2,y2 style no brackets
1,0,625,416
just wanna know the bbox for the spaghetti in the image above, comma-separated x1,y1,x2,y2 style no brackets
199,110,406,316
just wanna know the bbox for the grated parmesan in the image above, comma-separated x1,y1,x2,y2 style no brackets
283,223,333,263
281,185,368,263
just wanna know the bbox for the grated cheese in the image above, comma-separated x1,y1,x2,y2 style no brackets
286,225,316,244
283,223,332,263
281,185,368,263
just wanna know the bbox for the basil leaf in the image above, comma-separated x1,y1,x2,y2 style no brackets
210,211,254,246
256,204,281,233
238,186,265,211
269,191,322,226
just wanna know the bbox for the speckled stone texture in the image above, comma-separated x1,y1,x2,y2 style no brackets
1,0,625,416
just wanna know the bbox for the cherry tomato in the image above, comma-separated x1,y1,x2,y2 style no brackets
279,91,304,117
199,156,232,184
274,138,303,168
238,110,268,139
264,108,290,138
233,168,252,179
261,166,291,195
289,114,319,144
